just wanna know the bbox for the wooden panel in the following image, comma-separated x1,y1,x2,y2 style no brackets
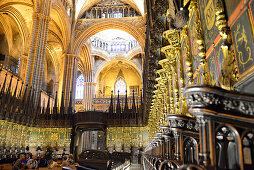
214,39,225,74
224,0,242,19
207,49,219,85
231,9,254,76
188,9,200,72
198,0,219,51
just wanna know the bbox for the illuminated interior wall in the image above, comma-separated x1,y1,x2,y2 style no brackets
96,60,142,97
106,126,149,151
0,120,71,153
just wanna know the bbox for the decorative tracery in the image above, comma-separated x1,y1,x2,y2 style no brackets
183,137,198,164
242,132,254,169
216,126,240,170
75,74,84,99
114,77,127,95
90,29,139,54
81,0,141,19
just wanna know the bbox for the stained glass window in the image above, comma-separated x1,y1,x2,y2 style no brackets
75,75,84,99
16,58,20,74
115,78,127,95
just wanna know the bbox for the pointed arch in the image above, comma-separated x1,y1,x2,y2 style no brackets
74,21,145,56
114,77,127,95
51,3,71,51
0,5,32,55
215,124,243,170
45,45,60,83
0,14,12,54
94,58,142,83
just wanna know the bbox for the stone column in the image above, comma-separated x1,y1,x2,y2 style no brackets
173,132,181,161
160,138,165,159
26,0,52,101
165,137,171,159
83,82,95,111
197,116,210,166
60,54,78,112
161,125,171,160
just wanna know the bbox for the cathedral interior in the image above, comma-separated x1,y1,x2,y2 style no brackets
0,0,254,169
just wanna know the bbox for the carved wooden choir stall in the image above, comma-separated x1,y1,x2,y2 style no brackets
143,0,254,169
143,86,254,169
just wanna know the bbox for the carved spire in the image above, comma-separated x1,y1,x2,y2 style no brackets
14,82,23,119
0,73,8,97
140,89,143,124
46,92,51,115
32,91,42,125
5,75,14,111
31,88,36,110
41,99,45,127
53,91,58,115
9,78,19,111
109,90,113,118
124,90,128,114
136,101,139,125
68,91,73,114
116,90,121,119
33,90,42,126
42,99,45,115
4,75,14,120
12,79,19,98
18,82,24,99
22,86,33,124
19,84,28,114
60,91,65,115
26,88,35,122
50,92,54,127
6,75,13,95
132,90,136,118
0,73,7,118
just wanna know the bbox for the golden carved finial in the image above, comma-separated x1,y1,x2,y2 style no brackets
215,0,227,32
181,26,194,85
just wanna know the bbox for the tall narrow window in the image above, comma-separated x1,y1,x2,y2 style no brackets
75,74,84,99
115,78,127,95
16,58,20,74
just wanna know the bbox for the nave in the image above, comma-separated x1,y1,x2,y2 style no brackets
0,0,254,169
